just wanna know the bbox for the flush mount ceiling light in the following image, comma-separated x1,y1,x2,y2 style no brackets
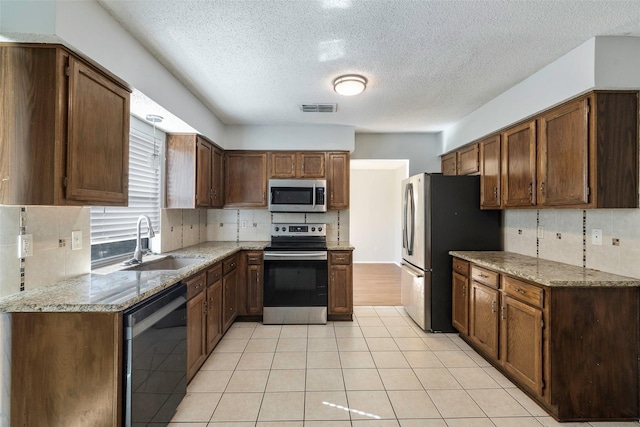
333,74,367,96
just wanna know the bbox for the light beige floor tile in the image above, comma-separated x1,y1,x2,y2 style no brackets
187,370,232,392
342,368,385,390
482,366,516,388
352,420,401,427
277,338,308,352
308,337,338,352
586,423,640,427
210,392,263,422
505,386,548,416
213,338,248,353
427,389,485,418
280,325,308,338
244,338,278,352
394,338,429,351
272,351,307,369
381,317,411,327
339,351,376,369
308,325,336,337
307,351,341,368
354,306,379,317
422,336,461,351
251,325,282,339
208,423,255,426
433,350,478,368
403,351,444,368
445,418,496,427
303,421,351,426
413,368,461,390
236,351,274,370
371,351,410,368
361,327,392,338
491,417,545,426
386,327,418,338
230,322,258,329
200,352,242,370
449,367,501,389
335,326,364,337
357,316,385,327
266,369,306,391
366,337,400,351
334,319,360,327
535,416,588,426
171,392,221,422
258,391,305,421
374,306,403,317
223,327,255,339
448,335,473,351
387,390,441,418
337,337,369,351
467,388,529,417
256,422,303,427
465,349,492,367
306,368,345,391
225,369,269,392
378,368,423,390
398,419,447,427
347,390,396,420
167,422,208,427
305,391,351,420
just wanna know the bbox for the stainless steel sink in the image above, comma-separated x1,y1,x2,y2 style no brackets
128,256,202,271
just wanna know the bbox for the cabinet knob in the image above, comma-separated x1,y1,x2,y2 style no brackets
491,300,496,313
501,305,506,320
528,183,533,196
493,187,498,199
540,182,545,195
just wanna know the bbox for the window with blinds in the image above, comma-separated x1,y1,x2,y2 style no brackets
90,117,163,263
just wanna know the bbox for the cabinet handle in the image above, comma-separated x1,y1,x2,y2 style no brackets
210,188,213,200
491,300,496,313
528,183,533,196
515,288,526,294
462,285,466,297
291,163,294,173
493,187,498,199
479,273,489,278
501,306,506,320
256,272,259,283
540,182,545,195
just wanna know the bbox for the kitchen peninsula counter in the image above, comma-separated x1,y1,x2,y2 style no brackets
450,250,640,287
0,241,269,313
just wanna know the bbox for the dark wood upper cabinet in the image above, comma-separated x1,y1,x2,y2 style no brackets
224,151,268,208
270,152,297,178
479,134,501,209
211,145,224,208
0,44,130,206
441,152,457,175
297,152,326,178
502,120,537,207
328,152,350,209
457,143,480,175
269,152,326,178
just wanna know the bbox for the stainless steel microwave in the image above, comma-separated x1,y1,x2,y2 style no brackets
268,179,327,212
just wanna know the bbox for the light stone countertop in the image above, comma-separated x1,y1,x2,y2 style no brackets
450,251,640,287
0,241,354,313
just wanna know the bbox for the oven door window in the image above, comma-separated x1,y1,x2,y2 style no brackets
271,187,314,206
264,259,328,307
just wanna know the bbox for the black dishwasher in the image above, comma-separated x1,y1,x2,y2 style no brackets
123,282,187,426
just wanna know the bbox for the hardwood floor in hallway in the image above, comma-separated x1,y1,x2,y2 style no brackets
353,263,402,306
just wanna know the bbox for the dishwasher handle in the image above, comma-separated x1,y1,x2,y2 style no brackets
125,283,187,340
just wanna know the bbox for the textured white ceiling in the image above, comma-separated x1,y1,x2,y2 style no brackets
98,0,640,133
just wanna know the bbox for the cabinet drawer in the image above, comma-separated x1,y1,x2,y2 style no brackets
223,255,238,274
471,265,499,289
502,276,544,308
246,251,263,265
330,251,351,265
185,272,206,300
453,258,469,276
207,263,222,286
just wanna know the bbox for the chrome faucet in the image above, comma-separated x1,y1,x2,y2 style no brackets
132,215,155,264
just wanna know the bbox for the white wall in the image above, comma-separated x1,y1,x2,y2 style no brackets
225,125,355,151
352,133,441,176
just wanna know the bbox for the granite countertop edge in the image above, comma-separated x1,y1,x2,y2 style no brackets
450,250,640,287
0,241,354,313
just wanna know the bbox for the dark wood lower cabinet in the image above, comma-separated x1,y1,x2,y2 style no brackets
186,273,207,382
222,255,239,332
451,271,469,334
328,250,353,320
469,281,499,359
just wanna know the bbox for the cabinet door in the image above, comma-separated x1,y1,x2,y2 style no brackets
452,272,469,335
441,152,457,175
329,251,352,315
245,251,264,315
469,281,499,359
196,137,212,208
502,120,537,207
206,281,223,354
66,56,130,205
480,134,501,209
187,290,207,382
500,295,543,395
538,98,589,206
328,152,349,209
223,270,238,332
457,144,479,175
212,146,224,208
224,152,268,207
270,152,296,178
298,152,326,178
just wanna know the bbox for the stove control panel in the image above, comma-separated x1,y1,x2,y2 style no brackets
272,223,326,237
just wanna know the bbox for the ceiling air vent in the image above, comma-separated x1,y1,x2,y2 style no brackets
301,103,337,113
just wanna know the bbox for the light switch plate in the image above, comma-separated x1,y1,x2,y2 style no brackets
18,234,33,257
71,230,82,250
536,226,544,239
591,229,602,246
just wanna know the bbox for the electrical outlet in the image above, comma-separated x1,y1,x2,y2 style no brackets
591,229,602,246
556,233,562,240
71,230,82,250
612,238,620,246
536,226,544,239
18,234,33,257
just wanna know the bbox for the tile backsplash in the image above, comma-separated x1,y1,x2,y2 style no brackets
504,208,640,278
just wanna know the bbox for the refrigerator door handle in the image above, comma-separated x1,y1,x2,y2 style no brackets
401,262,424,278
402,183,409,250
407,183,415,255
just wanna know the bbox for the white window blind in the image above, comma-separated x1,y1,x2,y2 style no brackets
90,123,162,244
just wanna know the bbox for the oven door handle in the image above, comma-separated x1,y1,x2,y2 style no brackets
264,251,328,261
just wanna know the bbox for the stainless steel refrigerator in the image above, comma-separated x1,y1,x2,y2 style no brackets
401,173,501,332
